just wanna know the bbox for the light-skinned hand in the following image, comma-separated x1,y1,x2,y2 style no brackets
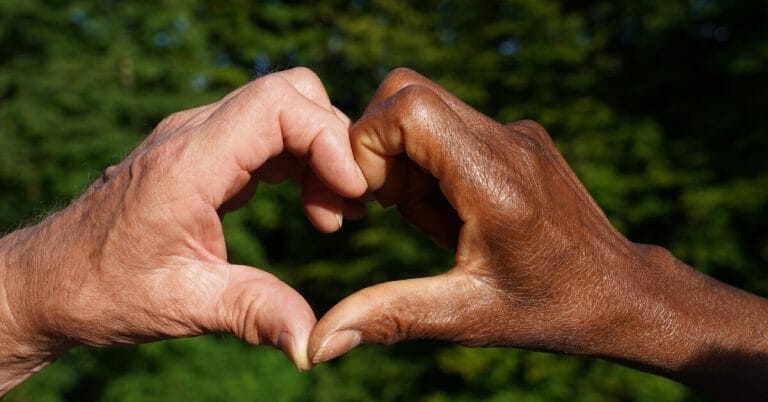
0,67,367,394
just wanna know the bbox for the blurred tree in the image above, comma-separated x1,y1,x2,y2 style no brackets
2,0,766,400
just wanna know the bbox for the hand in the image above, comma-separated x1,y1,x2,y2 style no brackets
308,68,768,399
309,66,637,356
0,67,367,393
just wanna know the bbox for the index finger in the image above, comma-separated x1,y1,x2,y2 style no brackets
190,74,366,209
363,68,496,132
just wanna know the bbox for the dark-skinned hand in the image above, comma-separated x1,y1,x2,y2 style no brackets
309,68,768,401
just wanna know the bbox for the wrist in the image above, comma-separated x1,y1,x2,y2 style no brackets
588,244,705,370
592,242,768,395
0,221,72,395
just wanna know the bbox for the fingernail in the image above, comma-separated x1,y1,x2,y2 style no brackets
354,164,368,189
312,330,362,364
277,331,308,371
336,212,344,230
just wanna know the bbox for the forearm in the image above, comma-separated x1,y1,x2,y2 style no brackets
596,244,768,400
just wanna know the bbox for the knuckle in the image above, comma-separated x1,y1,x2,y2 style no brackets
392,85,445,137
514,119,547,134
285,66,321,85
509,119,553,147
247,74,290,102
156,110,191,132
101,164,120,182
284,67,330,105
129,137,184,179
127,150,156,180
354,288,404,345
380,67,423,95
395,84,438,116
227,75,293,116
514,131,546,156
386,66,419,81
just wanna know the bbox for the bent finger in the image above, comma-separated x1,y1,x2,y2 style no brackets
365,68,495,132
351,84,485,217
301,171,344,233
194,74,366,208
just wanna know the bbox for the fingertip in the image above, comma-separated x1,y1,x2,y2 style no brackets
311,329,362,364
336,128,369,198
272,296,316,371
303,199,344,233
213,264,319,371
307,125,368,199
302,172,345,233
278,331,313,371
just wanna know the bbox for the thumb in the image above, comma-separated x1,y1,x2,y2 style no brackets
211,264,317,370
309,272,479,364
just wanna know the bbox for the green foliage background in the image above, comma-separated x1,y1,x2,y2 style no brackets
1,0,766,400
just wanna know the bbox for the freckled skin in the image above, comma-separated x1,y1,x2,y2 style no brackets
309,68,768,401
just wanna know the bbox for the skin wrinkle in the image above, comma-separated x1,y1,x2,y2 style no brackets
282,88,343,167
61,210,125,342
151,258,220,323
473,141,530,222
0,233,39,354
69,150,200,345
236,285,266,344
282,107,322,159
510,121,609,224
413,102,448,180
596,249,704,368
207,83,278,175
399,86,444,179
